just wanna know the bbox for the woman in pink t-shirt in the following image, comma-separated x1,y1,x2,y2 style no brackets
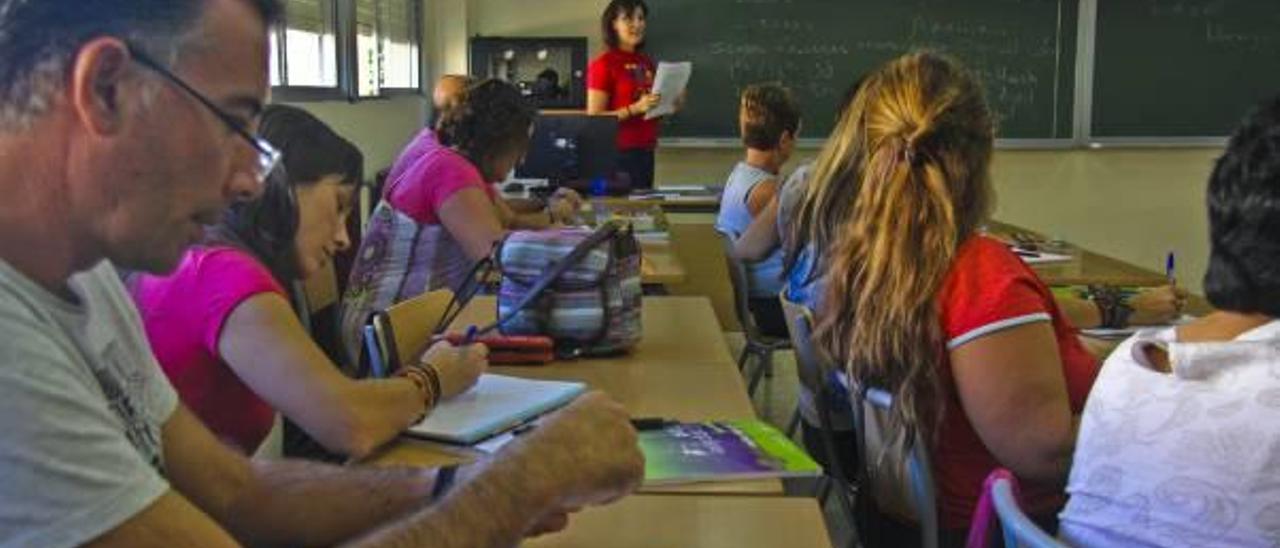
130,105,486,457
340,80,579,363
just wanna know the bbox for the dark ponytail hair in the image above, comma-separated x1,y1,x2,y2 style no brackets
209,104,363,283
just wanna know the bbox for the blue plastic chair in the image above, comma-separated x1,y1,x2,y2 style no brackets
853,384,939,548
968,468,1065,548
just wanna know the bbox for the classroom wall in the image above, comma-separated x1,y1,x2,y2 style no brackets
284,97,428,180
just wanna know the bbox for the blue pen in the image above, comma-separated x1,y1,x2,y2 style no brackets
462,325,479,345
1166,251,1176,287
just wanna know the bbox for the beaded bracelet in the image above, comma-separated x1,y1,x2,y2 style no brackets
396,365,438,419
1086,285,1134,329
420,363,443,404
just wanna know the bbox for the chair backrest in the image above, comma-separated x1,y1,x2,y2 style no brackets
988,471,1063,548
779,292,857,482
365,288,455,376
715,229,761,338
778,292,830,408
853,383,939,548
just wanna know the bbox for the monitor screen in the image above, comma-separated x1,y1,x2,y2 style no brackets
516,113,619,185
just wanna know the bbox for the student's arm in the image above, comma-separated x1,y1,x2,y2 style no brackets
85,491,240,548
745,178,779,216
496,189,582,230
495,196,554,229
175,393,636,547
949,321,1075,484
1054,285,1187,329
218,292,486,459
436,187,508,262
733,196,781,261
152,404,437,547
345,391,644,548
1054,293,1102,329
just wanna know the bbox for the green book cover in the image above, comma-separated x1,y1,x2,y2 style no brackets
638,420,822,485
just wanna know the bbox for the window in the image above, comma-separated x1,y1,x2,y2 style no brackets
272,0,422,100
356,0,422,96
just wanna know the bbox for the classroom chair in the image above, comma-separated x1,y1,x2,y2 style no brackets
779,293,859,546
967,469,1065,548
362,288,456,378
715,230,792,398
853,383,939,548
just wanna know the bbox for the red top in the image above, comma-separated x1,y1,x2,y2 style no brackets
934,236,1099,528
587,49,659,151
386,127,497,224
129,246,285,453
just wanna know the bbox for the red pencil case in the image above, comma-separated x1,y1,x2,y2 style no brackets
442,333,556,365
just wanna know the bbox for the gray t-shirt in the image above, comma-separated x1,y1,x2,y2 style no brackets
0,259,177,548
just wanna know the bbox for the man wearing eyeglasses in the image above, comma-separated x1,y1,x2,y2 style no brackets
0,1,643,547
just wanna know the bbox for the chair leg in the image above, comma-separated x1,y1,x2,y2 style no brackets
816,476,833,505
786,406,802,439
736,345,750,372
763,350,775,378
747,350,768,397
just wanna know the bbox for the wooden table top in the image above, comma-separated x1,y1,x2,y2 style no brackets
599,195,722,213
525,495,832,548
638,237,687,286
988,220,1169,287
365,296,782,496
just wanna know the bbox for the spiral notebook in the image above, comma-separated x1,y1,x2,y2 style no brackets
407,374,586,445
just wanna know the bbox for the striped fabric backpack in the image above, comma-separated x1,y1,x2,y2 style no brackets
492,223,642,356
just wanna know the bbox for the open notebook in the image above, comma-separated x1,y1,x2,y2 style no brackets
407,374,586,445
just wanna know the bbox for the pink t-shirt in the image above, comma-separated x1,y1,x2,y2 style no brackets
386,128,497,224
129,246,285,453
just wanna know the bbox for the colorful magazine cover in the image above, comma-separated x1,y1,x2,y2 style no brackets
639,420,822,485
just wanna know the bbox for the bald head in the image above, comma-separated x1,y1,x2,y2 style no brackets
433,74,470,112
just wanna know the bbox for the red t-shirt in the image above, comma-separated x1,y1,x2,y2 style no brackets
587,49,659,151
129,246,285,453
934,236,1099,529
386,127,497,224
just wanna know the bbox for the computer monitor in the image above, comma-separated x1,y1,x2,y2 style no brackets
516,113,619,191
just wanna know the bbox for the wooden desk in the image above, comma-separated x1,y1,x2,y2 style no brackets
601,195,722,213
367,296,783,496
526,495,832,548
639,237,687,286
989,221,1168,287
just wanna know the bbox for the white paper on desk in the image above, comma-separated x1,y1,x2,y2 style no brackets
646,62,692,120
1018,251,1073,264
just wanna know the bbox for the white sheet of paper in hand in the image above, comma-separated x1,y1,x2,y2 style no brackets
645,61,692,120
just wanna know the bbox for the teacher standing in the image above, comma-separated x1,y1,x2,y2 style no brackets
587,0,664,190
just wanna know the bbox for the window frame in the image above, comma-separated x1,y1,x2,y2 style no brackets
271,0,424,102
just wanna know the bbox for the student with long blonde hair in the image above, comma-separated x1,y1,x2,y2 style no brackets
793,52,1099,537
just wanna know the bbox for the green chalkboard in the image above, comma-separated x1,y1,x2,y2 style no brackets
644,0,1077,141
1092,1,1280,138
